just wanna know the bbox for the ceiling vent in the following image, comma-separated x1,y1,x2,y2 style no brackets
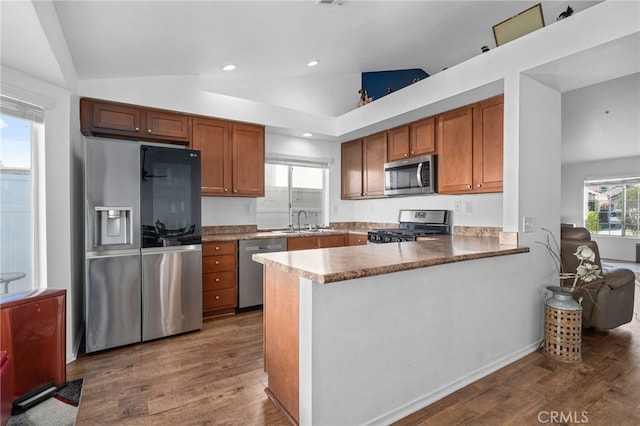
315,0,347,5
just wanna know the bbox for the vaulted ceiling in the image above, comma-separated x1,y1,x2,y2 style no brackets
50,0,601,117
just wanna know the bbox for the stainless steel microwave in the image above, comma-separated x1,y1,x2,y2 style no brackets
384,155,436,196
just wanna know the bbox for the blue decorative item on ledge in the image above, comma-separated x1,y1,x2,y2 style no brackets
361,68,429,103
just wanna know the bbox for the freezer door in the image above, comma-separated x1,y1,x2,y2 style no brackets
141,245,202,341
85,251,141,353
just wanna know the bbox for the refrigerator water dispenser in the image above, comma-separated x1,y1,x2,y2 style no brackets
95,206,132,246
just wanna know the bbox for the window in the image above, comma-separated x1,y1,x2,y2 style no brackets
0,95,44,294
584,177,640,237
257,159,329,230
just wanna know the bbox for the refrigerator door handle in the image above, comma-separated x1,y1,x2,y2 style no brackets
141,245,202,255
86,249,140,259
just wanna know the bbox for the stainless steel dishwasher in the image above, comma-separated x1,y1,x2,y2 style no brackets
238,238,287,309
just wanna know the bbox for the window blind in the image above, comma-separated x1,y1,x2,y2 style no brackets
1,95,45,123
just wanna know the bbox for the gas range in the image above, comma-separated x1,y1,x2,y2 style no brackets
367,209,452,244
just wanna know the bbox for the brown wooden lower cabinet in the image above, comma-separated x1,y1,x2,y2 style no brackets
348,234,368,245
287,234,347,251
264,267,300,423
202,241,237,318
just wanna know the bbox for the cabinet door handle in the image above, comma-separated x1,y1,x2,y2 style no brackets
233,189,238,193
215,278,220,282
215,295,220,300
135,127,140,131
215,260,220,265
224,188,228,192
410,151,415,155
404,153,409,157
147,129,152,133
467,184,472,189
215,246,220,251
476,183,482,188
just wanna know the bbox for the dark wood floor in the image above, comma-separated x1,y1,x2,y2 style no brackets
68,307,640,425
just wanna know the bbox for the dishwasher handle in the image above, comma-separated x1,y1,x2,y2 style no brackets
245,243,286,252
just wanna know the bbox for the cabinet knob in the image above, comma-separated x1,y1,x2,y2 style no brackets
476,183,482,188
410,151,415,154
215,260,220,265
135,127,140,131
467,184,472,189
215,295,220,300
147,129,152,133
404,153,409,157
233,189,237,193
224,188,228,192
215,278,220,282
215,246,220,251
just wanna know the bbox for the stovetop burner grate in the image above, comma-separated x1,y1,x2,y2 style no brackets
367,209,452,244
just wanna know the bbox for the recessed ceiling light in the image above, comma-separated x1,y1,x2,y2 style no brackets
307,60,319,67
303,132,313,137
222,64,236,71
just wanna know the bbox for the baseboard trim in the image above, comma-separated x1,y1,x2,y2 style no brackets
364,340,543,426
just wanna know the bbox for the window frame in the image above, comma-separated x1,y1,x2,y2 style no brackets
257,156,330,230
0,95,45,292
583,176,640,237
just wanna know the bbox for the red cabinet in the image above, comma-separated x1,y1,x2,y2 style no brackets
0,289,66,410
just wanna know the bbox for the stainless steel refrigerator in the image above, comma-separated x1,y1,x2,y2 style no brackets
84,138,202,353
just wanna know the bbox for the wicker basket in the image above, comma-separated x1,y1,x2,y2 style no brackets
543,304,582,363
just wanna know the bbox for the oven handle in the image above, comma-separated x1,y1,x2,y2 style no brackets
416,162,424,187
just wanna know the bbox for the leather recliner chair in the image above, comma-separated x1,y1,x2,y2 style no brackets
560,227,636,330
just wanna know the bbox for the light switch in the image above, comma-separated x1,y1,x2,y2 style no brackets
523,216,536,233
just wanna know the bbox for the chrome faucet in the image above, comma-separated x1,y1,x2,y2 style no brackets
297,210,308,230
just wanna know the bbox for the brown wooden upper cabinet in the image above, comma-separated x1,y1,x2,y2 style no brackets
362,132,387,198
387,117,436,161
341,131,387,199
341,139,363,199
191,117,265,197
80,98,190,144
437,95,503,194
472,95,504,193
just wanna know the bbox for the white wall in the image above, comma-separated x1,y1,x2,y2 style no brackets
560,73,640,262
1,66,82,362
299,252,542,425
562,157,640,262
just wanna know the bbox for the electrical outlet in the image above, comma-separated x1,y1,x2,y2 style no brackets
523,216,536,233
464,201,472,213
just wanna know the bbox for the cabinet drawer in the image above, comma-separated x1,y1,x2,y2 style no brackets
203,241,236,256
203,271,236,291
203,287,237,311
203,254,236,272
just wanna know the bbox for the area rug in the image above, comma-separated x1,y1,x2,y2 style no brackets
8,378,84,426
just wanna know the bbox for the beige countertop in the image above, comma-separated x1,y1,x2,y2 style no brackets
252,235,529,284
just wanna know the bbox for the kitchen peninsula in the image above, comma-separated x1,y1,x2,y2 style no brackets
253,236,529,425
